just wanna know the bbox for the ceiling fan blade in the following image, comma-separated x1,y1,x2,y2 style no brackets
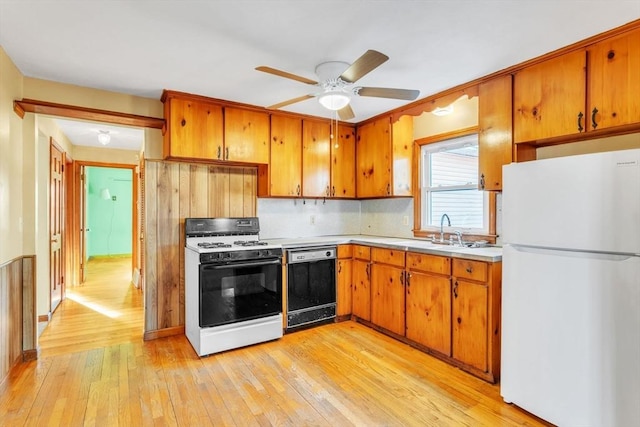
255,66,318,85
358,87,420,100
338,104,355,121
267,94,315,110
339,50,389,83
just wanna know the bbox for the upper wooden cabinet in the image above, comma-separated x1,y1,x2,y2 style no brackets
302,120,331,198
478,75,513,191
163,95,223,160
269,115,302,197
356,115,413,198
514,49,587,143
224,107,270,164
587,28,640,131
331,125,356,198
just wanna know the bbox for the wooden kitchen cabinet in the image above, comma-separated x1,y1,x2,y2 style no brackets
405,252,452,356
391,115,413,196
356,115,413,198
356,116,391,197
370,248,406,336
478,75,512,190
162,94,223,160
587,28,640,131
451,258,500,379
513,49,587,143
352,245,371,321
269,115,302,197
302,119,331,197
336,245,353,317
331,125,356,198
224,107,270,164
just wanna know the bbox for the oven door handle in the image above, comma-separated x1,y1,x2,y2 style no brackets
202,258,282,270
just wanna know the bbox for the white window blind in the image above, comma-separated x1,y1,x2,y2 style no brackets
421,134,487,232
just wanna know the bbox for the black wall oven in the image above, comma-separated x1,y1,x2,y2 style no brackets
286,246,337,329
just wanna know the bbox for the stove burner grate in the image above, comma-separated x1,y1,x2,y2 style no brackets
197,242,232,249
233,240,268,247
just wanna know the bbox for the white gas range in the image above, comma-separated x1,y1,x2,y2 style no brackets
184,217,283,356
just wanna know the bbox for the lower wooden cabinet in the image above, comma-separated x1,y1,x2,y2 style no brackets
371,263,406,336
336,245,353,317
371,248,406,336
406,270,452,357
352,245,372,321
339,244,501,383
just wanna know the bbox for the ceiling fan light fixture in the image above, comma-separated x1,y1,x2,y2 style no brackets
97,130,111,145
318,91,350,111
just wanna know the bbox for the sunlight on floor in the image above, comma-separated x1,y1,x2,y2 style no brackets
65,291,123,319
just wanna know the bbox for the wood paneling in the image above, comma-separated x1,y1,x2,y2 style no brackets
0,256,35,385
142,160,257,338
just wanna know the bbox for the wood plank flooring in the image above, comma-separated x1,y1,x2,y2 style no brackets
0,257,550,426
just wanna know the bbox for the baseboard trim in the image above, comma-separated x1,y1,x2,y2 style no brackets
143,326,184,341
38,314,50,323
23,348,38,362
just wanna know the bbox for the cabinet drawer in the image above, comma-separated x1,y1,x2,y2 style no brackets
406,252,451,276
452,259,488,282
337,244,353,258
371,248,405,268
353,245,371,260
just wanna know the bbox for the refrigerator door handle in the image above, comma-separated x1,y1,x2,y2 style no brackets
510,244,635,261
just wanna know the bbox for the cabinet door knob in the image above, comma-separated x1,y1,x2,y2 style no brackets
577,112,584,132
296,184,301,196
453,281,459,298
591,107,599,130
480,174,485,190
217,146,221,159
225,147,229,160
181,118,186,127
466,267,473,274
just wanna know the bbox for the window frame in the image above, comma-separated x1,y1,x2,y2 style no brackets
412,126,497,243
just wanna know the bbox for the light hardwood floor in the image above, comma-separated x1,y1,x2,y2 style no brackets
0,257,550,426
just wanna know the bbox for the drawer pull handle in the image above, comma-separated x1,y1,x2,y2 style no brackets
466,267,473,274
591,107,599,129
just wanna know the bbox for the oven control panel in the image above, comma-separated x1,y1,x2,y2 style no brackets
200,248,283,264
287,246,337,263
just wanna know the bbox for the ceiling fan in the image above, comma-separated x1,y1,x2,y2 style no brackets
256,50,420,120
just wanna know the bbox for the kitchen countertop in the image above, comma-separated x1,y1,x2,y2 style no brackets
264,235,502,262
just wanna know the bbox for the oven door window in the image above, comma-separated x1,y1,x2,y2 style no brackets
199,259,282,327
287,259,336,311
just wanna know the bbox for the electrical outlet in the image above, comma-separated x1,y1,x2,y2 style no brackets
310,215,316,225
402,216,409,226
112,195,117,201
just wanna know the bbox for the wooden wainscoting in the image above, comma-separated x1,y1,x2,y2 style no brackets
0,256,36,385
142,160,257,339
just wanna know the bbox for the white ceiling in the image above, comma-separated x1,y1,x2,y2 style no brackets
52,118,144,151
1,1,639,149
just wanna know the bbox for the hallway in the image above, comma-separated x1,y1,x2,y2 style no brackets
38,257,143,358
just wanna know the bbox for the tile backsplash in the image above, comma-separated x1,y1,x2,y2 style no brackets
257,198,361,239
257,198,414,239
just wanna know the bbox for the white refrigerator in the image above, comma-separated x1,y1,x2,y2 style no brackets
501,149,640,427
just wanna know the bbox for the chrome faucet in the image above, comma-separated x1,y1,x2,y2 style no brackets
440,213,451,243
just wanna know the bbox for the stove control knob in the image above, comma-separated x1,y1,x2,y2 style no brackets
326,251,331,257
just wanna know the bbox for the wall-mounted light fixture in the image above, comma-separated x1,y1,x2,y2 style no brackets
432,105,454,116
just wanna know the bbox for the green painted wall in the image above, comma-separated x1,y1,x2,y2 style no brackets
86,166,132,257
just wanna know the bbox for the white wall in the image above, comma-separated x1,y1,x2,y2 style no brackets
360,198,414,238
257,197,415,240
257,198,361,239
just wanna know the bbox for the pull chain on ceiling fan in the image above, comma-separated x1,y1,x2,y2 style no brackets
256,50,419,120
